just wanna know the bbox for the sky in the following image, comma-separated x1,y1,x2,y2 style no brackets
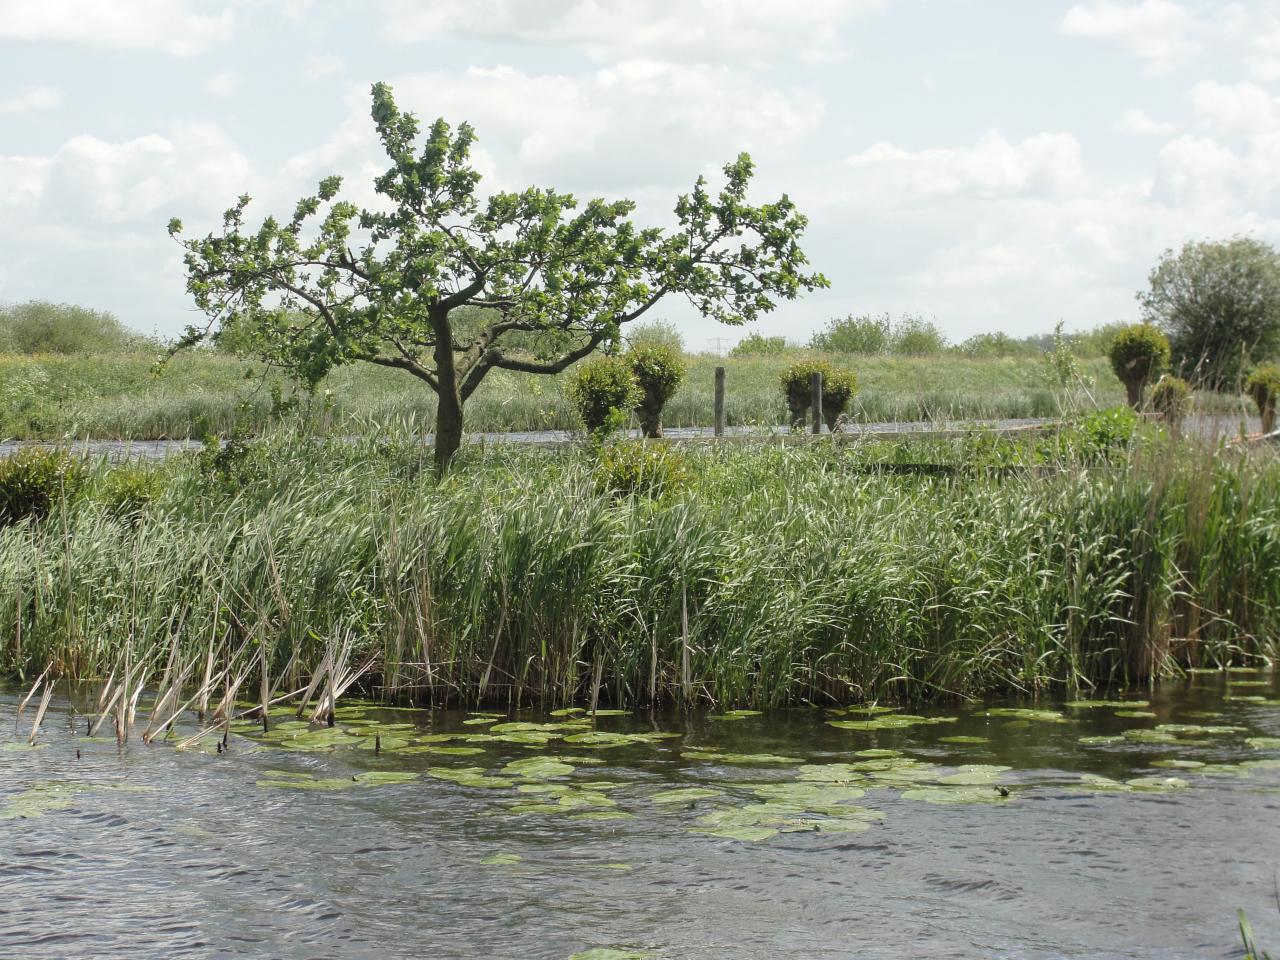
2,0,1279,351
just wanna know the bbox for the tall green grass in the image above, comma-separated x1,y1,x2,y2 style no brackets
1,431,1276,707
0,351,1145,440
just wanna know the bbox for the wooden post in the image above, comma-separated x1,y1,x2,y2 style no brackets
810,371,823,435
714,366,726,438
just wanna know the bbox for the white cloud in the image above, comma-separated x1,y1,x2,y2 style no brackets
377,0,888,62
1061,0,1198,73
1116,107,1176,135
303,53,346,81
0,85,63,114
203,70,242,97
0,0,236,55
0,123,254,223
844,131,1085,202
1189,81,1280,136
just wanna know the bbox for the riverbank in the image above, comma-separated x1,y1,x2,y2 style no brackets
2,429,1277,705
0,350,1138,440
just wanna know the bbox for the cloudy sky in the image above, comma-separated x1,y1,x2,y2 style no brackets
2,0,1278,349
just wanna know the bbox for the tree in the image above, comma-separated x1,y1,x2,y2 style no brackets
1246,363,1280,434
567,355,639,435
1138,237,1280,387
628,342,685,438
169,83,827,472
1107,323,1170,408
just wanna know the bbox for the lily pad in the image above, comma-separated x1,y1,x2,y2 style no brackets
568,948,654,960
682,751,802,765
982,708,1067,723
937,764,1012,786
1246,737,1280,750
502,757,575,780
650,787,723,804
899,786,1010,804
569,811,634,821
1151,759,1205,769
480,853,522,865
1064,700,1150,709
1114,711,1158,719
796,764,865,783
426,767,511,789
939,736,990,744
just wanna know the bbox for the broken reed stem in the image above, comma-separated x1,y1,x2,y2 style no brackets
27,682,53,745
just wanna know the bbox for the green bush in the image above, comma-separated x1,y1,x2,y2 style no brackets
1053,406,1142,462
0,449,85,526
1150,375,1192,424
196,431,271,496
779,359,857,430
95,466,166,520
0,301,149,355
731,332,788,357
810,314,891,354
593,441,692,500
629,343,686,438
956,332,1040,359
1108,324,1170,408
567,355,641,435
891,315,947,356
1247,363,1280,433
626,320,685,354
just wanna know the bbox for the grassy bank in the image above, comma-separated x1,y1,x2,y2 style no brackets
2,429,1277,707
0,350,1148,440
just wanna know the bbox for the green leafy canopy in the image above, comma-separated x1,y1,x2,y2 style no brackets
168,82,828,466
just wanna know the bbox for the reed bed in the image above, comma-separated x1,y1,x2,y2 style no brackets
1,431,1277,709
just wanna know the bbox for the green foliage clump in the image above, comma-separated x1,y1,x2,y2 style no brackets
0,450,85,527
94,466,166,520
810,313,946,356
956,332,1040,359
1108,324,1170,407
593,441,692,500
1150,375,1192,424
810,314,890,354
0,301,149,355
730,332,788,357
1246,363,1280,433
1057,406,1141,462
779,359,857,429
568,355,641,435
628,343,686,438
196,431,270,496
626,320,684,354
1140,237,1280,386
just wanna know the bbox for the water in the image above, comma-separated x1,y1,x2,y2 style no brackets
2,674,1278,959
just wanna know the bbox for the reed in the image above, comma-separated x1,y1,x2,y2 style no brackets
1,427,1277,709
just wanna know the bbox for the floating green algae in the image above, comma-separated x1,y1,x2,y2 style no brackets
1064,700,1150,710
650,787,724,804
939,736,991,744
568,948,654,960
426,767,512,789
982,708,1067,723
502,757,575,780
707,710,763,722
828,714,957,732
0,782,77,819
480,853,523,865
682,751,803,765
937,764,1012,786
1247,737,1280,749
692,801,879,842
900,786,1011,805
256,770,418,792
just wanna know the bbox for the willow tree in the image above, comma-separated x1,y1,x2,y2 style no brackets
169,83,827,471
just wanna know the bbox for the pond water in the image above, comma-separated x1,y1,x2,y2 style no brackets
2,673,1279,960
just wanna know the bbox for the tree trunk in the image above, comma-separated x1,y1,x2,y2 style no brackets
434,388,464,475
1263,401,1276,435
1124,378,1143,409
637,389,663,439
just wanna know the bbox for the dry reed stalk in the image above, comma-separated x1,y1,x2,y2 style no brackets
27,683,53,744
16,663,52,721
681,586,691,704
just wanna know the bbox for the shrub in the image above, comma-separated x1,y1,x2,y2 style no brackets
1246,363,1280,434
0,449,85,526
567,355,641,435
956,332,1040,359
890,314,947,356
731,332,788,357
779,359,856,430
626,320,685,354
95,465,166,520
1064,406,1142,462
628,343,686,439
0,301,148,355
196,430,270,496
593,441,692,500
810,314,891,354
1108,324,1170,408
1150,375,1192,426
